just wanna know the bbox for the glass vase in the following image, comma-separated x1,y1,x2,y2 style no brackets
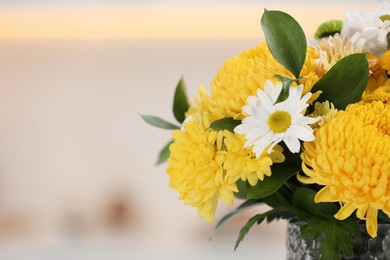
286,221,390,260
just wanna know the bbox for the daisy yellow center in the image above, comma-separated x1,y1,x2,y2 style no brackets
268,111,292,133
380,15,390,22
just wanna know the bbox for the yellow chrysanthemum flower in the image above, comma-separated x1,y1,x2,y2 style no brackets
186,84,214,118
363,85,390,104
167,112,238,222
299,101,390,238
222,131,285,186
208,43,320,120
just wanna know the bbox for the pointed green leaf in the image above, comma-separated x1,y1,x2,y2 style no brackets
235,214,265,250
246,162,299,199
156,139,173,165
212,199,261,238
265,208,294,223
173,78,190,123
209,117,241,132
234,208,285,250
261,9,307,78
312,53,369,110
141,114,180,130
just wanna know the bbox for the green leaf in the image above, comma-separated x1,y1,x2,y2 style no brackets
246,162,299,199
311,53,369,110
234,179,248,199
273,75,305,104
300,218,359,259
234,208,285,250
212,199,261,238
261,9,307,78
265,208,294,223
262,190,290,208
292,187,338,219
156,139,173,165
141,114,180,130
209,117,241,132
173,78,190,123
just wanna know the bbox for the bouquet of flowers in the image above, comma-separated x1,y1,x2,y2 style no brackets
142,2,390,259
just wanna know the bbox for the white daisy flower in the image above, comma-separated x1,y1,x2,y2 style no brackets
341,2,390,56
234,80,318,158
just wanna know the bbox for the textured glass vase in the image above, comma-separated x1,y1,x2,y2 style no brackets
286,221,390,260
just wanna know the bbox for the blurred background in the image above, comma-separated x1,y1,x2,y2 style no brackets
0,0,381,259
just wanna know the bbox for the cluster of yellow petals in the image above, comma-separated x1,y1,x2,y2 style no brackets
222,131,285,186
363,85,390,104
207,43,320,120
167,112,237,222
299,101,390,237
364,50,390,93
310,101,338,128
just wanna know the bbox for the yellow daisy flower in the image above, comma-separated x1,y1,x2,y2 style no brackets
208,43,320,120
299,101,390,237
223,131,285,186
167,112,237,222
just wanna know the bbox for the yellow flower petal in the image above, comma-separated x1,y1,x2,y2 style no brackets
366,207,378,238
315,186,339,203
334,202,356,220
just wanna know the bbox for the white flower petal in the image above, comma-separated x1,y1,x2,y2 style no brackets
242,104,253,115
283,135,301,153
246,96,258,107
341,7,388,56
252,131,274,156
245,125,270,140
295,116,319,125
287,124,315,142
267,136,283,154
257,90,275,114
234,123,251,134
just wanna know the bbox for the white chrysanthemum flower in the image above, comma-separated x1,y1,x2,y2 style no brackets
234,80,318,157
341,2,390,56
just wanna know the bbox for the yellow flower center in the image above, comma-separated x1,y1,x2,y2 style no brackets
268,111,292,133
380,15,390,22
